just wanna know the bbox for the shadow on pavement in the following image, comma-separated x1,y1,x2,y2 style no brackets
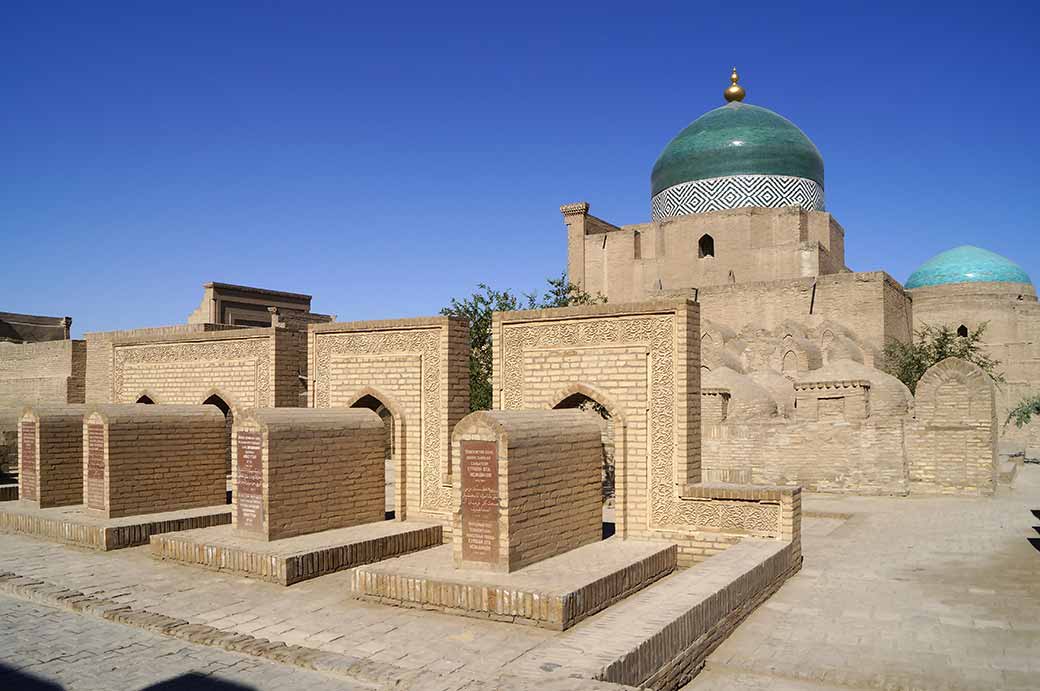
0,663,62,690
141,673,257,690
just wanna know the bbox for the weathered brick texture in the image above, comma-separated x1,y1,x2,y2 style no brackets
231,408,385,541
0,340,86,408
451,409,602,572
908,357,998,495
83,404,226,518
308,316,469,528
19,405,86,508
493,299,801,566
84,325,299,410
0,409,17,478
911,281,1040,454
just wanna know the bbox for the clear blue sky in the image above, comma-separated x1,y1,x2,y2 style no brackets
3,1,1038,337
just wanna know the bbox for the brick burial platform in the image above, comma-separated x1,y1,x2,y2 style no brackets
151,520,443,585
0,500,231,551
352,538,677,630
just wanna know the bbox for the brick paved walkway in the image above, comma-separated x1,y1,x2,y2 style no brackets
2,467,1038,690
0,532,552,686
689,465,1040,690
0,594,365,690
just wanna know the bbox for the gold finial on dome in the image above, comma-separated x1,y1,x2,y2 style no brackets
724,67,745,102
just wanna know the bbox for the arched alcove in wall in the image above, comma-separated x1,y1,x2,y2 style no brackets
551,385,624,539
202,393,234,483
350,392,397,519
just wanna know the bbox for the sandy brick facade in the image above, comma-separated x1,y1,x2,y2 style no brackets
565,205,848,301
451,409,602,572
0,409,17,478
701,356,998,496
493,299,799,565
493,300,701,540
84,404,226,518
308,316,469,527
693,271,913,370
85,324,239,404
231,408,385,541
86,326,300,410
907,358,998,495
703,417,909,495
0,340,86,408
911,281,1040,456
19,405,86,508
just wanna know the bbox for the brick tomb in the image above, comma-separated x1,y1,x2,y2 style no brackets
352,410,677,630
0,404,231,550
18,405,86,508
151,408,442,585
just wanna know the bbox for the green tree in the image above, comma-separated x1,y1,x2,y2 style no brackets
882,322,1003,394
442,273,604,411
1006,393,1040,429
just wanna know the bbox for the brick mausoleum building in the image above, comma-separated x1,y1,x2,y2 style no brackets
1,70,1036,497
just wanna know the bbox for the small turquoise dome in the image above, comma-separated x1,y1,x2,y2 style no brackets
652,102,824,196
905,246,1032,289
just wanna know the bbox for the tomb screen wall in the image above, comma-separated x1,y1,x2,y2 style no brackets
308,317,469,528
907,358,998,495
86,327,300,411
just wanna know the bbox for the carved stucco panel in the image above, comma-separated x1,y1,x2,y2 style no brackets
312,328,450,513
501,314,680,527
112,338,271,405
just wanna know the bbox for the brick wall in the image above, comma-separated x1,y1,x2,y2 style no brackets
85,324,240,404
911,281,1040,454
83,326,303,418
493,299,802,566
0,409,17,478
231,408,384,541
907,358,998,495
695,271,912,367
703,417,909,495
20,405,86,508
493,300,701,541
571,206,848,301
451,409,602,572
308,316,470,528
0,340,86,407
84,404,226,518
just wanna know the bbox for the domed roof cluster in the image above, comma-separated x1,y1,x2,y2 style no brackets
651,70,825,221
905,246,1032,289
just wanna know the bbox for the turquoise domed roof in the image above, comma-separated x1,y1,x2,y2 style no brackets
651,101,824,197
905,246,1032,289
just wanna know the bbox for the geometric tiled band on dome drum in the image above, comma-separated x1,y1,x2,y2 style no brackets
651,174,824,221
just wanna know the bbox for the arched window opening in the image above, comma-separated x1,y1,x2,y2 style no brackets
698,234,715,259
203,395,234,488
957,324,969,338
136,395,154,404
553,392,615,539
352,394,395,519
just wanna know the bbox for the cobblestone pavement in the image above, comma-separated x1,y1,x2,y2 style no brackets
0,531,553,686
3,467,1039,691
0,594,367,690
689,465,1040,690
